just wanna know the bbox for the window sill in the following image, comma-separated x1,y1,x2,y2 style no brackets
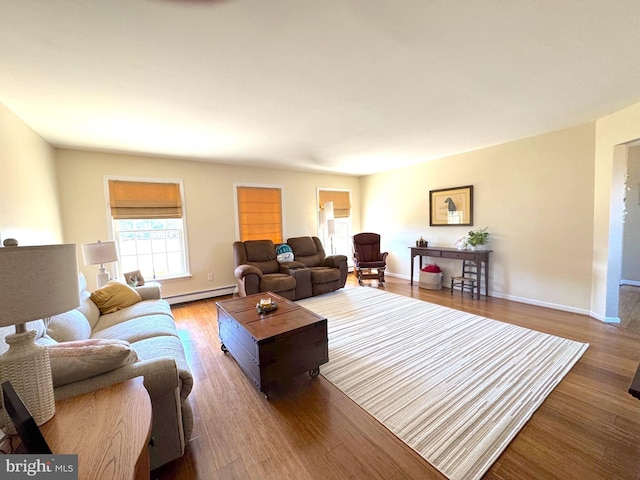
151,274,192,283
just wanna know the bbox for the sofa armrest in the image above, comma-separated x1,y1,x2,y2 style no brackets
324,254,349,288
54,357,180,401
234,264,264,280
135,282,162,300
324,254,348,268
279,261,307,274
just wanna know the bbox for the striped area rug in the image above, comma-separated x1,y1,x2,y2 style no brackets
297,288,589,480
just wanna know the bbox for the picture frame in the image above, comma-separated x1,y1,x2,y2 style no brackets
2,381,52,454
429,185,474,226
124,270,145,287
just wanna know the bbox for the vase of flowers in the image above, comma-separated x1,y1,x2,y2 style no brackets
454,236,468,250
467,227,489,250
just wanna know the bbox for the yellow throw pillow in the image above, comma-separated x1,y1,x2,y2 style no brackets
90,281,142,315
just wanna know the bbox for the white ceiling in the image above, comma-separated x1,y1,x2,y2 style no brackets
1,0,640,175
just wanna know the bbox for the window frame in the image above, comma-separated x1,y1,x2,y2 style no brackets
104,176,191,281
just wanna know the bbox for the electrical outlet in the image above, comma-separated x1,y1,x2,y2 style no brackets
207,273,214,281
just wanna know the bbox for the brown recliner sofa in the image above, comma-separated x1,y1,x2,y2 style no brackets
286,236,348,297
233,237,347,300
233,239,298,300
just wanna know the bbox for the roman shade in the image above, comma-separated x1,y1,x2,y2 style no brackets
319,190,351,219
236,186,283,242
108,180,183,219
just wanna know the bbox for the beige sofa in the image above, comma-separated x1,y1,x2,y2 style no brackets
0,274,193,470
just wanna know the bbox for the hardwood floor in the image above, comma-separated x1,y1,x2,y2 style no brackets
153,275,640,480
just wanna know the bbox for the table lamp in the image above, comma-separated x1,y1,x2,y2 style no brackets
81,240,118,288
0,240,79,432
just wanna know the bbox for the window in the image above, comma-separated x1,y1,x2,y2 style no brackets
108,179,188,280
236,185,283,242
318,189,352,262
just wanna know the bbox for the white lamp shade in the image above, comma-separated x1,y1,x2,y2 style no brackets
81,241,118,265
0,244,80,327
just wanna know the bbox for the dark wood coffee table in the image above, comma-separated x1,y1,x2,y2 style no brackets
216,292,328,397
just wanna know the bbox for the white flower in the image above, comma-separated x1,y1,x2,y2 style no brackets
455,236,468,248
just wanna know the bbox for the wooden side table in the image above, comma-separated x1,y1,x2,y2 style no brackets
40,377,152,480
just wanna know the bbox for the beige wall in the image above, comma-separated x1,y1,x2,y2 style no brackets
0,103,63,245
622,146,640,283
592,101,640,320
55,149,361,295
361,123,596,313
6,93,640,318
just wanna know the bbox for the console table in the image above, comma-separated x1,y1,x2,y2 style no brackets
40,377,152,480
409,246,493,299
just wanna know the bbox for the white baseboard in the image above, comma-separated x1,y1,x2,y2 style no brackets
489,291,591,316
588,312,621,324
621,279,640,287
386,272,595,318
164,285,235,305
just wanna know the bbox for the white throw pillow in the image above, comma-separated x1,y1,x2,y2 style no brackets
46,309,91,343
48,339,138,387
276,244,294,263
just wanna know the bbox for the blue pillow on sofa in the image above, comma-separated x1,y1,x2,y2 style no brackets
276,244,294,263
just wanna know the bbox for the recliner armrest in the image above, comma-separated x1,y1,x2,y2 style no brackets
279,261,307,274
324,254,348,268
234,264,264,280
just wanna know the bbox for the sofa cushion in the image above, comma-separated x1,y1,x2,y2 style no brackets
47,309,92,343
77,290,101,330
309,267,341,284
48,339,139,387
287,237,327,268
260,273,296,295
91,314,179,344
287,236,318,256
90,282,142,315
93,299,173,331
245,240,277,262
244,240,280,274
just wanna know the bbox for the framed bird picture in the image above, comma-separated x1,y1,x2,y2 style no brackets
429,185,473,226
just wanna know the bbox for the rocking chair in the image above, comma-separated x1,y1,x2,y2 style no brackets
352,233,388,285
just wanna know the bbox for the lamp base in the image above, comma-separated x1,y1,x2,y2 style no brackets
0,329,55,434
96,267,110,289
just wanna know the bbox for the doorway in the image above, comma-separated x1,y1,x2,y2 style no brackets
619,143,640,335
